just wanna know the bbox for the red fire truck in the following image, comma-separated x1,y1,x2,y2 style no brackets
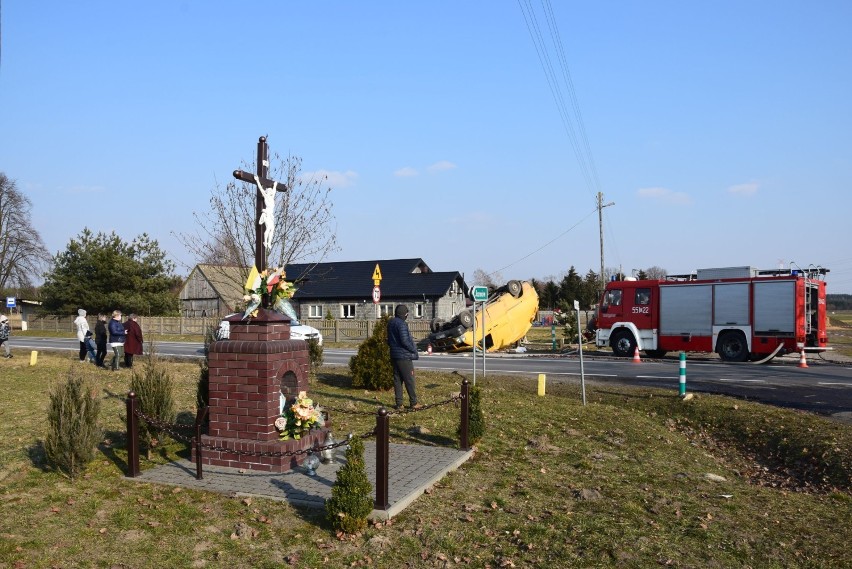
591,266,829,362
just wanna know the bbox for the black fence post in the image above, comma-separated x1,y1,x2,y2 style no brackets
194,406,209,480
375,407,390,511
126,392,140,477
460,379,470,451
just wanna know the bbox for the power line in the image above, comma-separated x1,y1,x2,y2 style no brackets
489,207,597,277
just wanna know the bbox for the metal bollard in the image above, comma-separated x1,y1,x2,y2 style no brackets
194,406,209,480
374,407,390,511
460,379,470,451
126,392,140,477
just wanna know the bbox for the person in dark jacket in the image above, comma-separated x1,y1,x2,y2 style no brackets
123,314,143,368
386,305,420,409
94,314,108,368
108,310,127,371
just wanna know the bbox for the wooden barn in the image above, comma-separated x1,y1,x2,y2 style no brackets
179,264,247,318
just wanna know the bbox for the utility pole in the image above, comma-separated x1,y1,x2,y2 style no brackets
597,192,615,291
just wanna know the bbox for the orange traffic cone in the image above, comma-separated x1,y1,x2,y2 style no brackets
632,346,642,363
798,349,808,368
427,344,433,356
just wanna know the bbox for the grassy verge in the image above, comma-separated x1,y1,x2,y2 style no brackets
1,354,850,568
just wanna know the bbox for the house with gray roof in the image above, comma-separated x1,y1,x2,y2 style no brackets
285,258,467,323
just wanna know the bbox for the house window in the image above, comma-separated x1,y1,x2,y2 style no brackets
307,305,323,319
415,303,424,318
378,303,394,317
340,304,356,319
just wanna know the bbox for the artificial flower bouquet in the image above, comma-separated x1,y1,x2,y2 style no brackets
243,266,297,316
275,391,324,441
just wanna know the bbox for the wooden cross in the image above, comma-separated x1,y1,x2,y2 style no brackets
233,136,288,274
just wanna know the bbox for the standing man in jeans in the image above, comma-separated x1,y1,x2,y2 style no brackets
387,305,420,410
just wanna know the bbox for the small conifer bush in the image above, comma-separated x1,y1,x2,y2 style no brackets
325,436,374,534
349,315,393,390
466,384,485,445
44,372,102,480
307,337,324,373
196,327,216,411
130,346,176,456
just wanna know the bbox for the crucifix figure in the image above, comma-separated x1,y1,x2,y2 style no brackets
233,136,289,274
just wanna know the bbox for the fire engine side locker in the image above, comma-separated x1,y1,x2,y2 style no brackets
659,284,714,353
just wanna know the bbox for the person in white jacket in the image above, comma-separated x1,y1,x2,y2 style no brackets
73,309,89,362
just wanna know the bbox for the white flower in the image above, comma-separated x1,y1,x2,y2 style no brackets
274,417,288,431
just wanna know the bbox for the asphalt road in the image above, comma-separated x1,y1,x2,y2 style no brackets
10,337,852,420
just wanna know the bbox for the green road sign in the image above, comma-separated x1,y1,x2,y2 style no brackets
471,286,488,302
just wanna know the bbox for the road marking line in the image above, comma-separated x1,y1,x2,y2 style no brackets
717,379,767,383
817,382,852,387
636,375,675,379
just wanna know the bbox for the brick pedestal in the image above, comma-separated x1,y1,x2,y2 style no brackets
198,309,326,472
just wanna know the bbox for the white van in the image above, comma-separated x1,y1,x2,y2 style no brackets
215,315,323,346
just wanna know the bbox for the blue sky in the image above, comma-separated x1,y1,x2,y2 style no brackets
2,1,851,293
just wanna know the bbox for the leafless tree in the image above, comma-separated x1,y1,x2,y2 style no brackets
643,265,668,280
175,154,339,286
472,268,504,289
0,173,52,290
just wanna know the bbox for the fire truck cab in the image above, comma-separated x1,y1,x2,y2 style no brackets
592,266,829,362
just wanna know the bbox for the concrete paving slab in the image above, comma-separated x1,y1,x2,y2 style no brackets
128,441,473,520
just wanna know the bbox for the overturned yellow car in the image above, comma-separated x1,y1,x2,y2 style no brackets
428,280,539,353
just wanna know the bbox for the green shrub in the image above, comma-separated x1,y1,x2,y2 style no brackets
130,346,176,456
349,316,392,390
307,338,324,373
325,436,373,534
44,372,103,480
196,327,216,411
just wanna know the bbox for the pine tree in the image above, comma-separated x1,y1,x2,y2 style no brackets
325,436,374,534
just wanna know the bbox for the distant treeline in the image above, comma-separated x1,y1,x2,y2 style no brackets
827,294,852,311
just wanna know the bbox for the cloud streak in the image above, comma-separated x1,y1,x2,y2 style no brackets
728,182,759,196
637,186,692,205
300,169,358,188
394,167,419,177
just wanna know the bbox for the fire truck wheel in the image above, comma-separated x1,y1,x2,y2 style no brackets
717,331,749,362
611,330,636,358
458,310,474,329
507,280,522,298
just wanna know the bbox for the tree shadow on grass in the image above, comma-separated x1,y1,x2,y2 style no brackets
27,439,48,472
315,372,393,409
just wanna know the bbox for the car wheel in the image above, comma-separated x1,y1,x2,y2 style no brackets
611,330,636,357
458,310,474,329
718,332,749,362
430,318,445,333
507,280,522,298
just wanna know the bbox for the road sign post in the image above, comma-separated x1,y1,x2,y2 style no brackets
575,300,586,406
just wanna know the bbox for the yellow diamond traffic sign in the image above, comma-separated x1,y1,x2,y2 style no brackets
372,263,382,286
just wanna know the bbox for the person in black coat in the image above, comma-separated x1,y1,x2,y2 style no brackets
94,314,108,368
386,305,420,409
